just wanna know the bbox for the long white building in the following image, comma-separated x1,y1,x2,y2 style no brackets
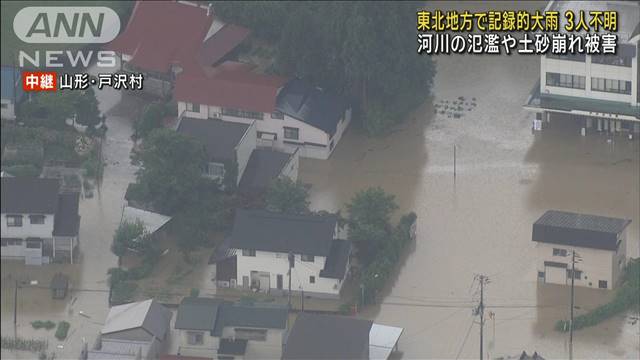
525,1,640,134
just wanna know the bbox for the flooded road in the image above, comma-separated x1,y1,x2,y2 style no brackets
299,3,640,358
1,67,141,359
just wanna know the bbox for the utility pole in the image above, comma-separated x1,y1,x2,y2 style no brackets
453,145,457,180
300,287,304,312
569,250,577,360
474,275,489,360
14,280,18,338
287,252,294,310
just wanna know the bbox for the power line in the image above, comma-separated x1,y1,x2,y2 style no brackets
455,319,475,360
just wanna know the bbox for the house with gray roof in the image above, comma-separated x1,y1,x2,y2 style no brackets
283,313,403,360
175,116,298,191
173,297,288,359
218,209,352,299
532,210,631,289
1,177,81,265
86,299,172,360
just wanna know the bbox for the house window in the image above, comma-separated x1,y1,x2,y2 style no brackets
566,269,582,280
186,102,201,112
26,239,41,249
1,103,8,109
271,111,284,119
537,271,545,278
546,72,585,89
187,331,204,345
598,280,608,289
207,162,225,178
591,77,631,95
222,107,264,120
309,276,316,284
3,239,22,246
242,249,256,257
552,248,567,257
545,53,585,62
591,54,632,67
29,215,45,224
6,215,22,227
235,328,267,341
284,127,299,140
301,254,314,262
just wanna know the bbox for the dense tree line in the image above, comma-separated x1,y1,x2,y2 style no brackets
214,1,435,135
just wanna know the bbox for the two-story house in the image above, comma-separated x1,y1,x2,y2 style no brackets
1,177,80,265
175,64,351,160
221,209,352,298
175,116,298,191
524,1,640,135
532,210,631,289
173,297,288,360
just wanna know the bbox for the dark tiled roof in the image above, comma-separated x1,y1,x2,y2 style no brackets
532,210,631,251
276,79,349,136
176,117,249,163
238,149,291,192
320,240,351,279
283,313,372,360
230,209,336,256
215,256,237,282
53,193,80,237
174,297,225,332
218,339,247,356
212,303,288,336
199,24,250,66
1,177,59,214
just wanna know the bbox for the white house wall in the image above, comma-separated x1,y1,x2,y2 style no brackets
177,101,352,160
540,54,637,105
220,327,284,359
176,329,219,358
1,213,55,238
535,240,625,289
235,250,341,297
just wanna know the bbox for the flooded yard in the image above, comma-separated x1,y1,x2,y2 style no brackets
299,12,640,360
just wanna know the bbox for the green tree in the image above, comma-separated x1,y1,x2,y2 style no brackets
74,88,104,128
135,129,208,213
265,177,310,214
346,187,398,263
111,220,146,257
135,102,167,139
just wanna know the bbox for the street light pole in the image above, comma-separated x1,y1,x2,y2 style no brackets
569,250,576,360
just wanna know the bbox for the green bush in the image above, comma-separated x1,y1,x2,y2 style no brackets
555,258,640,332
135,102,168,139
110,280,138,305
31,320,56,330
54,321,70,340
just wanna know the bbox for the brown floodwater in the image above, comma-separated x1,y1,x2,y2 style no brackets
299,2,640,359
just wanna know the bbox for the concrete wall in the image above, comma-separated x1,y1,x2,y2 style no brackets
1,213,55,238
235,250,341,297
535,241,623,289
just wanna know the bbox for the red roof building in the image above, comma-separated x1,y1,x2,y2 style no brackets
175,62,288,113
106,1,249,77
